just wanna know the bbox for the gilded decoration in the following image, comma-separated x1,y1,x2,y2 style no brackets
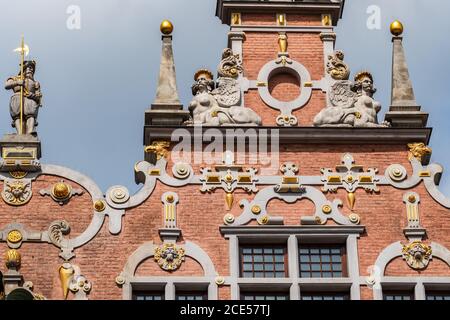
390,20,404,36
408,143,432,164
326,50,350,80
59,263,74,299
154,243,185,272
40,180,83,205
144,141,170,160
7,230,23,244
5,249,21,269
1,179,32,206
402,241,432,270
321,153,379,194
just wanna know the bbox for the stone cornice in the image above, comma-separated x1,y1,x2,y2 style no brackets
144,126,432,145
220,225,366,236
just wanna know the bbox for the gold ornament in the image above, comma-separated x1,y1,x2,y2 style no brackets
59,263,74,299
390,20,404,36
5,249,21,269
402,241,432,270
160,20,174,35
408,194,416,203
258,216,269,225
278,33,288,53
347,192,356,210
251,205,262,215
7,230,23,244
231,13,241,25
144,141,170,160
322,205,332,214
94,200,106,212
277,13,286,26
154,243,185,271
52,182,71,200
9,171,27,179
408,143,432,163
225,192,234,210
166,194,174,203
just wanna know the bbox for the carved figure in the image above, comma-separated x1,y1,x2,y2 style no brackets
314,71,390,128
187,49,261,126
5,60,42,135
326,50,350,80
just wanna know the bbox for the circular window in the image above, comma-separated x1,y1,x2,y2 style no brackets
257,59,313,115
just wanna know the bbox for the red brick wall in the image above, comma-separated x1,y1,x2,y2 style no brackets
241,30,326,126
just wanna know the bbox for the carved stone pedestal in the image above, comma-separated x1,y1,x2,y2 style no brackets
0,134,41,172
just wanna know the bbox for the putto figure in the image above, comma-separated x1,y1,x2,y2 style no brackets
313,71,390,128
5,60,42,135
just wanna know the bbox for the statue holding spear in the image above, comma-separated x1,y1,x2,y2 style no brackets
5,37,42,136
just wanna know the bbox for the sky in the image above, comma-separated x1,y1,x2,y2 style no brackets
0,0,449,195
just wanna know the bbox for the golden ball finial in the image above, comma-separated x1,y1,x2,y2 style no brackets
52,182,71,200
160,20,174,35
390,20,404,36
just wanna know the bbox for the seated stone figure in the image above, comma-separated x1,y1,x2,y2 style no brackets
313,71,389,128
187,49,261,126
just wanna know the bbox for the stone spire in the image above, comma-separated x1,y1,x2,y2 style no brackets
145,20,190,127
385,21,428,128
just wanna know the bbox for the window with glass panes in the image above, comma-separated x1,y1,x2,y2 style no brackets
383,291,414,300
241,292,289,300
176,291,207,301
299,245,346,278
240,246,287,278
301,292,350,300
426,291,450,301
132,290,164,300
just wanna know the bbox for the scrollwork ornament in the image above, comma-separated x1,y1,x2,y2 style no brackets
109,186,130,204
48,220,71,247
173,162,191,179
154,243,185,272
387,164,408,182
276,114,298,127
402,241,432,270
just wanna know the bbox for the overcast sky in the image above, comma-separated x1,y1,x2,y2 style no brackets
0,0,449,195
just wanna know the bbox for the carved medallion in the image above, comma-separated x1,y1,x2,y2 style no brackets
154,243,185,272
1,179,32,206
402,241,432,270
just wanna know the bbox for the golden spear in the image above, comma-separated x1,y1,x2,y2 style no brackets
13,36,29,135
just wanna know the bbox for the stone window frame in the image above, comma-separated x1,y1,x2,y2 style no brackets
118,241,218,300
371,242,450,300
221,225,364,300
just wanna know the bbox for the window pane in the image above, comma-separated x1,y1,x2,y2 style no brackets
133,291,165,301
299,245,345,278
383,291,414,301
301,292,349,301
241,292,289,301
241,245,287,278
